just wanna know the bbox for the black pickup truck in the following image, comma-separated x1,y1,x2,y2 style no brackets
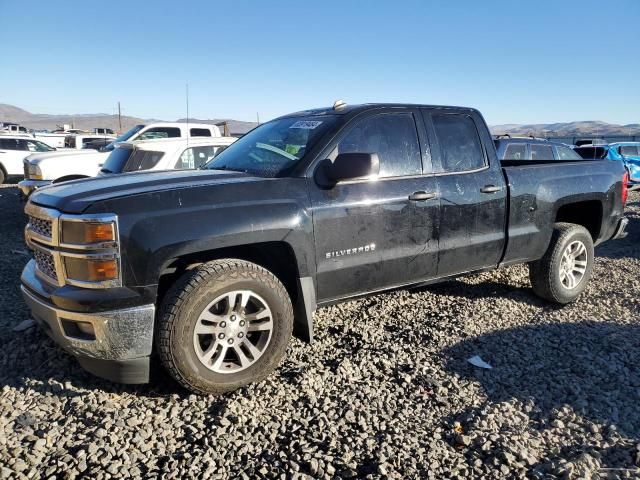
20,103,629,394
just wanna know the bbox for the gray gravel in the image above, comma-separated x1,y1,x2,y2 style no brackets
0,183,639,479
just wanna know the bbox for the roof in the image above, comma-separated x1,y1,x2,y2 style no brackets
607,142,640,147
0,134,34,140
494,137,571,147
278,103,477,119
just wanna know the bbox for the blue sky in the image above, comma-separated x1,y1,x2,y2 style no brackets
1,0,639,125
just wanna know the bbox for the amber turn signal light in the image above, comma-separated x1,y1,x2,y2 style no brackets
64,258,118,282
61,221,115,244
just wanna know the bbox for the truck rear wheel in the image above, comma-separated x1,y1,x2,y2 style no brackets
156,259,294,395
528,223,594,304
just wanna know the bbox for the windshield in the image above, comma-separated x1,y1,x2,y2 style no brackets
103,125,145,152
205,116,337,177
575,146,608,159
101,147,134,173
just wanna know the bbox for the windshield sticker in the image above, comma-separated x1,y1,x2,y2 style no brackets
290,120,323,129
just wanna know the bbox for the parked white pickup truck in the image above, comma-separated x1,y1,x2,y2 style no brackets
18,136,236,195
0,136,56,183
18,122,222,193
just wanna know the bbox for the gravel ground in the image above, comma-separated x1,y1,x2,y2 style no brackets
0,183,639,480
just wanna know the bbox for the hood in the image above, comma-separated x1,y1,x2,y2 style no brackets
27,150,101,164
30,169,256,213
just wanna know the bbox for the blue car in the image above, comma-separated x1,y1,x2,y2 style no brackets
575,143,640,189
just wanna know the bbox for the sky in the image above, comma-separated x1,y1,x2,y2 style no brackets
1,0,639,125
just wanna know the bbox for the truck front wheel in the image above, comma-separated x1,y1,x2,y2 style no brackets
156,259,294,395
529,223,594,304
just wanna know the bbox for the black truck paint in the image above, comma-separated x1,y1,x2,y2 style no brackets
20,104,629,388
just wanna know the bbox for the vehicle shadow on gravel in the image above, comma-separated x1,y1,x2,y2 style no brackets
443,321,640,473
417,279,558,310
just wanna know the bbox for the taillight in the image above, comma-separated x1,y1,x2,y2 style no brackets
622,170,629,205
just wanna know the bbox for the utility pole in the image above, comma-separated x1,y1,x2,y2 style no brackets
256,112,260,124
117,102,122,133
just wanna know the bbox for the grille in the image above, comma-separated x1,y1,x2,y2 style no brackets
28,216,53,238
33,249,58,281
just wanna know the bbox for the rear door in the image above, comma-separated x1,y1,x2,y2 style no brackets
309,108,440,302
423,109,507,276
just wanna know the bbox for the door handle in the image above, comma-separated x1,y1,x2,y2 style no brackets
408,191,437,201
480,185,502,194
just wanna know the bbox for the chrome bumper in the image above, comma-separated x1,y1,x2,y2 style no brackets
611,217,629,240
18,179,52,196
21,285,155,383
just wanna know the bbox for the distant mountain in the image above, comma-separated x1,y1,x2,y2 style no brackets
3,103,636,138
490,121,640,137
0,104,258,136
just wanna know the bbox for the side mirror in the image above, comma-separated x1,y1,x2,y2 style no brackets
325,152,380,183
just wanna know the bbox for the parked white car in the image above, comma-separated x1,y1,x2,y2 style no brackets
18,136,236,195
0,136,56,183
99,137,236,175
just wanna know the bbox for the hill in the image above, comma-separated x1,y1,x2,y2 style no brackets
2,104,636,138
490,120,640,137
0,104,258,136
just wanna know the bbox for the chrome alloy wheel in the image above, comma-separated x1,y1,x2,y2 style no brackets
559,240,588,290
193,290,273,373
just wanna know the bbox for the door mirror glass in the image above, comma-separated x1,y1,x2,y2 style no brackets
326,152,380,183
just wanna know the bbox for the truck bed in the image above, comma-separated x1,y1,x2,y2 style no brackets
499,159,625,266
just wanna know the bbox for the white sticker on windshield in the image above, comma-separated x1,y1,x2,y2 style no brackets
290,120,323,129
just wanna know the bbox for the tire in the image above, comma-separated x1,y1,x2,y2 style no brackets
528,223,594,304
0,167,5,184
156,259,294,395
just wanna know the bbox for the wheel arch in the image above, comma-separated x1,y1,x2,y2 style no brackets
554,200,603,242
0,162,7,182
156,241,316,343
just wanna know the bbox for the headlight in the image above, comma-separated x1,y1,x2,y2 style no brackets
61,221,116,245
28,164,43,180
58,215,121,287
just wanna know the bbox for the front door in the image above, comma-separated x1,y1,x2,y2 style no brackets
309,110,440,302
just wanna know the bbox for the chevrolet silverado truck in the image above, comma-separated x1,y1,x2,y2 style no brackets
20,103,629,395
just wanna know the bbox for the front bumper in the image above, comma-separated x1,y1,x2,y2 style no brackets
21,284,155,384
18,179,52,196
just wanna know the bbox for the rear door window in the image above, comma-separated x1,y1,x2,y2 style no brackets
530,144,554,160
431,114,486,172
620,145,640,156
336,112,422,177
556,146,582,160
503,143,527,160
175,145,218,169
190,128,211,137
137,127,181,140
